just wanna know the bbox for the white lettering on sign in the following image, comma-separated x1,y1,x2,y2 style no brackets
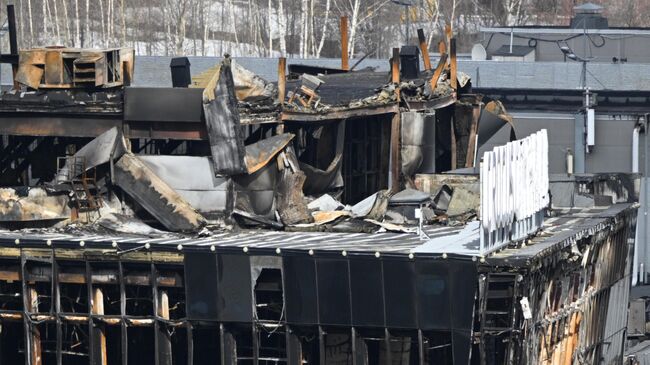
480,130,549,254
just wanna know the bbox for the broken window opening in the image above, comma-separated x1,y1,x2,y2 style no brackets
127,326,155,363
342,115,391,204
421,330,453,364
253,265,287,363
123,264,155,317
192,325,221,364
58,262,90,314
0,321,25,363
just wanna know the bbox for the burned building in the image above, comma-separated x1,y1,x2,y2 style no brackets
0,6,639,365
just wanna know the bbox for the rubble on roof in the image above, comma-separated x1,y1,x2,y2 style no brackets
0,30,555,243
16,47,134,90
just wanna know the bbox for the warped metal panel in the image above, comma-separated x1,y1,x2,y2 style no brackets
316,259,351,326
216,254,253,322
282,256,318,325
350,258,385,327
383,260,417,328
184,251,220,320
416,261,451,330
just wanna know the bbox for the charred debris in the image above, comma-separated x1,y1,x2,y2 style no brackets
0,8,640,365
0,24,508,234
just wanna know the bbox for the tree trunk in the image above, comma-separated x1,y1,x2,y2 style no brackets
348,0,360,58
52,0,61,44
99,0,106,46
278,0,286,56
84,0,89,47
42,0,47,40
121,0,126,45
27,0,33,46
299,0,306,57
226,0,238,52
18,0,24,48
316,0,330,57
62,0,71,46
268,0,272,56
74,0,80,47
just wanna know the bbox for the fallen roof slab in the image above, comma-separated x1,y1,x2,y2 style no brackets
113,153,207,232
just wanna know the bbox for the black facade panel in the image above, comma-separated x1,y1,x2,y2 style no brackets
316,259,351,326
449,261,478,331
216,254,253,322
383,260,417,328
416,260,451,330
124,87,203,122
349,258,385,327
452,329,472,364
184,251,219,320
283,256,318,325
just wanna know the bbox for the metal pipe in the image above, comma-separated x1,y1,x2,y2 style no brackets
633,125,640,173
7,4,18,89
509,28,513,54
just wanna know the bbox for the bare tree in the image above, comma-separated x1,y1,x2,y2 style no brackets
278,0,287,55
27,0,33,46
315,0,331,57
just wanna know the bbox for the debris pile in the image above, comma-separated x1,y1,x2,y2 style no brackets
0,31,522,238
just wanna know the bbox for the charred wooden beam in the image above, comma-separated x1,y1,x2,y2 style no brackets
281,104,398,122
450,38,458,91
429,54,448,92
27,286,42,365
278,57,287,105
465,99,483,168
156,289,173,365
417,29,431,71
91,288,108,365
340,17,349,71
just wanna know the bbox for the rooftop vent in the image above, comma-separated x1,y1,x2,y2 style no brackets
570,2,608,29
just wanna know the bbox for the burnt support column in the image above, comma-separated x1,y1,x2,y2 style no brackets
286,327,302,365
118,261,128,365
186,323,194,365
153,263,173,365
351,327,366,365
251,324,259,364
220,324,236,365
318,326,326,365
53,256,63,365
22,254,42,365
384,329,392,365
91,288,108,365
418,330,425,365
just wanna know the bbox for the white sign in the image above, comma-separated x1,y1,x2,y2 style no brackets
480,130,549,254
520,297,532,320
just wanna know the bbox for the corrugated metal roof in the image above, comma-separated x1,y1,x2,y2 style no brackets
0,204,634,261
0,224,465,256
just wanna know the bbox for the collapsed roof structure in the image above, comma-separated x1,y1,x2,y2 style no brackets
0,6,639,365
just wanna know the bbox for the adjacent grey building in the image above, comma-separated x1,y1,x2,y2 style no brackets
480,3,650,64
